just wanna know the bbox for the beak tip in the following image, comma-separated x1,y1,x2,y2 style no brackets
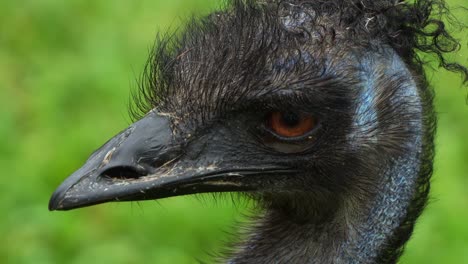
48,190,64,211
49,179,75,211
49,173,85,211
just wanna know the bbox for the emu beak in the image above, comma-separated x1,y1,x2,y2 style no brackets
49,111,289,211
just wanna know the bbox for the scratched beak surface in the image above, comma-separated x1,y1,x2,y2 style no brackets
48,111,289,211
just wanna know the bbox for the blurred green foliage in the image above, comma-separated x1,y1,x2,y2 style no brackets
0,1,466,263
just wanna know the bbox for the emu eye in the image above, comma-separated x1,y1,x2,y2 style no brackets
265,111,316,139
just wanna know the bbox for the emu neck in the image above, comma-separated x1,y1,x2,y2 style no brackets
229,147,423,264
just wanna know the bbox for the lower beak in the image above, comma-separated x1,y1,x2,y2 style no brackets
49,111,291,211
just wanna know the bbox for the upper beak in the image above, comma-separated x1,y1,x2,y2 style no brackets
49,111,290,211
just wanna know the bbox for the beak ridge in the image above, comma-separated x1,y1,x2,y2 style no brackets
49,112,178,210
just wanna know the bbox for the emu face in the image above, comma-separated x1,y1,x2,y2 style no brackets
49,2,422,218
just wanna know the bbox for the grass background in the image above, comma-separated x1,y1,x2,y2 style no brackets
0,0,467,263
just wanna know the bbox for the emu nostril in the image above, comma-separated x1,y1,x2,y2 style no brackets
101,166,146,180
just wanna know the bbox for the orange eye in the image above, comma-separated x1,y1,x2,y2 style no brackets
266,111,316,138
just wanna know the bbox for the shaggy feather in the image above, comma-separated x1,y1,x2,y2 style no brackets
130,0,467,121
124,0,466,263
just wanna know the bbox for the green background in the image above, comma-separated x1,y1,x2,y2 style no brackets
1,0,467,263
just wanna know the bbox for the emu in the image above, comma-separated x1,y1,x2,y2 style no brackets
49,0,467,263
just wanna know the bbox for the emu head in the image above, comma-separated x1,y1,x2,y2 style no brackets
49,0,465,229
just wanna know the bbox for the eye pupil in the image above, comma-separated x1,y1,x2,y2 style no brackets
279,112,300,128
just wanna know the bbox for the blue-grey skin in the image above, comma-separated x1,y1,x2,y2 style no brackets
342,52,423,262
